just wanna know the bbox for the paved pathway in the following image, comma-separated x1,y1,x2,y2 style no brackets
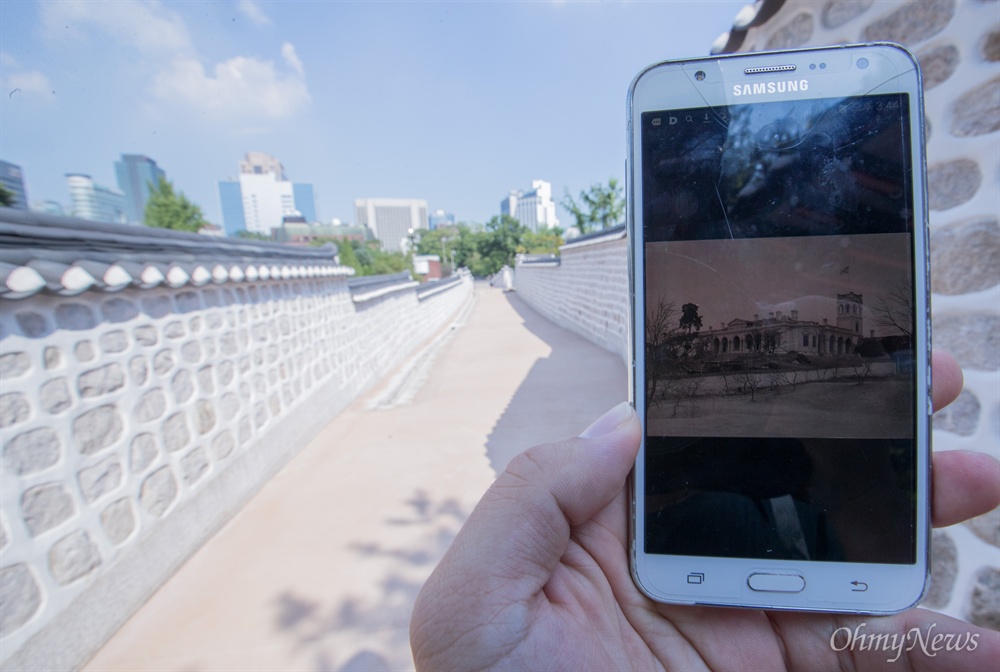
86,284,627,672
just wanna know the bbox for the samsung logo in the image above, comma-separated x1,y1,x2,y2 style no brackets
732,80,809,97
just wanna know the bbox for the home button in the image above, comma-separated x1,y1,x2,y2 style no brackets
747,573,805,593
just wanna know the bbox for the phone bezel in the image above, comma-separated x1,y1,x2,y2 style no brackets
626,43,931,614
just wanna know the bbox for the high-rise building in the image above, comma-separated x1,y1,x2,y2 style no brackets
500,180,559,232
355,198,428,252
114,154,165,224
218,152,317,236
428,209,455,230
1,160,29,210
66,174,127,224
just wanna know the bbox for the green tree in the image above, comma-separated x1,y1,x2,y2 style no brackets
562,178,625,234
235,230,271,241
0,183,15,207
518,227,564,255
474,215,525,276
145,177,207,232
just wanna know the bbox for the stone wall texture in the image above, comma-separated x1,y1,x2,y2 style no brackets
0,271,473,670
517,0,998,630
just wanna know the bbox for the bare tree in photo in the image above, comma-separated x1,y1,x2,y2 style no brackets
645,298,678,407
873,281,914,340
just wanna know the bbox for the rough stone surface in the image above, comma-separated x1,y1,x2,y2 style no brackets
918,43,960,89
129,355,149,385
0,515,7,551
927,159,982,211
74,340,95,362
164,321,186,339
153,349,174,376
923,530,958,608
0,352,30,378
135,388,167,423
15,312,49,338
180,447,209,485
44,346,61,370
55,303,97,331
78,363,125,398
189,316,202,333
39,378,72,414
0,393,30,428
765,12,814,50
239,415,252,444
171,369,194,403
933,389,981,435
195,399,216,435
210,430,236,460
933,314,1000,370
863,0,955,45
162,412,190,453
197,365,215,394
967,566,1000,630
22,483,75,536
142,295,171,319
983,30,1000,62
129,433,158,474
100,498,135,545
73,405,124,455
99,330,128,354
951,76,1000,137
140,466,178,516
219,392,240,421
965,508,1000,548
181,341,202,364
4,427,61,475
821,0,874,29
78,455,122,503
101,298,139,323
134,325,158,346
176,291,201,314
931,217,999,295
0,564,42,637
48,530,101,585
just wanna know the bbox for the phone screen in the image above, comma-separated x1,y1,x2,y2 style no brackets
641,94,918,565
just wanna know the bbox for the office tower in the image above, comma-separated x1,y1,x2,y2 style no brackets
428,209,455,230
218,152,317,237
0,160,29,210
66,174,127,224
500,180,559,232
355,198,428,253
114,154,165,224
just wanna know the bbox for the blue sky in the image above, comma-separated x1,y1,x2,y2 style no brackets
1,0,747,228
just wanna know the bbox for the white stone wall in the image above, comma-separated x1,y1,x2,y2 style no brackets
0,272,473,670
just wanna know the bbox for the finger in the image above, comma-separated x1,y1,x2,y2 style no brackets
932,450,1000,528
932,350,963,411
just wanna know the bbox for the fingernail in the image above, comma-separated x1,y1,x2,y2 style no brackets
580,402,635,438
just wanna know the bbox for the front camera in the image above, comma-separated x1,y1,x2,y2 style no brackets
857,57,870,70
694,70,706,81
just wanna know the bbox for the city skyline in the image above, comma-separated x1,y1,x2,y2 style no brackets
0,1,746,228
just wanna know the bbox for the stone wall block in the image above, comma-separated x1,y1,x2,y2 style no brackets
927,159,982,211
140,466,178,516
99,330,128,354
129,433,158,474
171,369,194,403
181,341,202,364
180,447,209,485
176,291,201,314
197,365,215,394
164,321,185,340
966,566,1000,630
238,416,252,444
100,498,135,545
765,12,814,50
931,217,999,294
965,508,1000,548
933,314,1000,370
918,43,960,89
950,76,1000,137
983,30,1000,62
0,393,30,428
153,349,174,376
133,325,158,347
4,428,61,475
141,295,171,319
189,316,202,333
202,336,216,359
253,402,267,428
22,483,75,536
44,346,61,370
134,388,166,423
39,378,72,414
74,340,95,362
933,389,980,435
73,405,124,455
218,360,234,386
162,412,190,453
195,400,216,435
48,530,101,585
220,332,237,355
0,514,7,551
0,352,30,378
210,431,235,461
862,0,955,45
78,455,122,503
78,363,126,398
15,312,49,338
821,0,874,29
101,298,139,323
129,355,149,386
0,564,42,636
54,303,97,331
206,311,223,329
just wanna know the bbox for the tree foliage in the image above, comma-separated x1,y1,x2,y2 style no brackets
323,238,410,277
145,177,207,232
0,183,15,207
562,178,625,234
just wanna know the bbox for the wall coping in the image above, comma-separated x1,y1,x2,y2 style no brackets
559,224,626,252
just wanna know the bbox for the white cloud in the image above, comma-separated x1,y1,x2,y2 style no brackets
151,48,310,121
0,53,53,100
281,43,304,78
40,0,193,55
238,0,272,26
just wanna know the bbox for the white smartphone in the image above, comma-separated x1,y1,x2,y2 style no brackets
627,43,930,614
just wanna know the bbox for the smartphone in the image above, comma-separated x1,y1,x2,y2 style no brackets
626,43,930,614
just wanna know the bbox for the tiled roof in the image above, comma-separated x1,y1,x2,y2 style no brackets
0,207,353,300
711,0,787,54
